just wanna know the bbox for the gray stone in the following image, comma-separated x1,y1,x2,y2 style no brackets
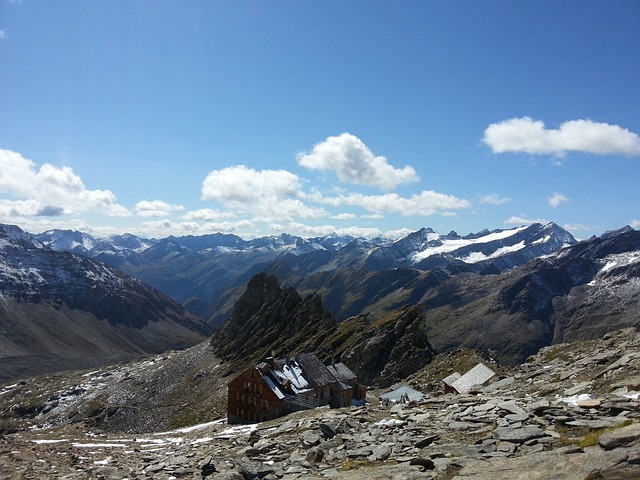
564,381,593,396
505,413,529,423
496,441,517,453
408,457,436,470
492,426,546,443
415,434,439,448
346,446,373,458
482,377,516,393
300,430,322,448
496,401,526,415
369,443,393,461
452,448,630,479
598,422,640,450
449,421,477,430
526,399,551,413
319,422,337,439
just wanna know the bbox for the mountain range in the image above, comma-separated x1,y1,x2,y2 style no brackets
34,222,577,326
1,221,639,383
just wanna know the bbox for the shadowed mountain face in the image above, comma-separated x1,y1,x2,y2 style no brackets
0,224,212,382
5,221,638,380
212,228,639,368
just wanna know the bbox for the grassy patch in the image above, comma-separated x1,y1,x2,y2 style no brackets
554,420,633,448
339,458,389,471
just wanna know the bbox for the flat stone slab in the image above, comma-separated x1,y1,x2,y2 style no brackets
598,422,640,450
496,401,526,415
492,426,546,443
452,448,631,480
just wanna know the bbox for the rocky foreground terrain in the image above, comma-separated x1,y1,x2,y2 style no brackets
1,327,639,479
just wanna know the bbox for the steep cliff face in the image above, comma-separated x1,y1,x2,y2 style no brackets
209,273,436,387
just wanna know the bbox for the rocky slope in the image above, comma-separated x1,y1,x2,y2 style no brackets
0,224,212,382
0,327,638,479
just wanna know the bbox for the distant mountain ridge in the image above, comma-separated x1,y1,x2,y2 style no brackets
34,222,578,325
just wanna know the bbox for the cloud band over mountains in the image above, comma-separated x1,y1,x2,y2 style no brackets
1,120,637,239
0,134,472,238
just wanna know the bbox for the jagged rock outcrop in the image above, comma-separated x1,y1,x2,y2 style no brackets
209,272,336,363
209,273,436,387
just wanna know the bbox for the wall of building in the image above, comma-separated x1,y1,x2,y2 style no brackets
227,368,283,424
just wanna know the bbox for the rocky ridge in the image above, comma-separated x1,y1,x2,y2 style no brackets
209,273,436,388
1,327,639,479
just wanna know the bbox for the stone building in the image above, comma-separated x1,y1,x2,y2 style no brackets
227,352,366,424
442,363,497,394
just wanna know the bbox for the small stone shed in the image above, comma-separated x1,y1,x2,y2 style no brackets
442,363,497,394
379,384,425,404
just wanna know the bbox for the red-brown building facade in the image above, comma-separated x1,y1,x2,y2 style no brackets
227,353,366,424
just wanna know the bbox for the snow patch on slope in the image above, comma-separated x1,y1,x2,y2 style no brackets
411,225,530,262
587,251,640,287
460,241,527,264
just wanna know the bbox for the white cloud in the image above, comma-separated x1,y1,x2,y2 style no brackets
182,208,236,221
547,192,569,208
137,219,258,238
385,227,414,239
332,213,358,220
134,199,184,217
0,148,130,217
0,30,7,40
297,133,419,190
564,223,596,232
202,165,301,202
0,199,64,217
483,117,640,157
201,165,327,220
630,220,640,229
504,215,549,225
480,193,511,205
313,190,471,217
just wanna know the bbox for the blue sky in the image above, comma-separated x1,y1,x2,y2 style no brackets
1,1,639,240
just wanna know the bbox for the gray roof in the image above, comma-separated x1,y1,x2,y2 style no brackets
442,372,462,387
266,353,359,393
327,363,357,383
450,363,496,394
379,384,424,403
274,353,337,389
